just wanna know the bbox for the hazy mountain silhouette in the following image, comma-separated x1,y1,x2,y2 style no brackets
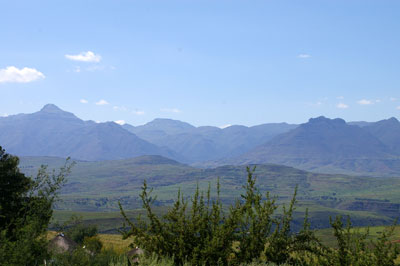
124,119,297,162
2,105,400,175
0,104,178,161
231,116,400,175
363,117,400,155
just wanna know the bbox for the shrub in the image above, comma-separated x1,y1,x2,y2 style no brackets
119,167,321,265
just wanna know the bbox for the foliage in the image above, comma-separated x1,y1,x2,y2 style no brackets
48,248,121,266
119,167,321,265
83,236,103,254
56,215,99,245
0,146,73,265
314,216,400,266
119,166,400,265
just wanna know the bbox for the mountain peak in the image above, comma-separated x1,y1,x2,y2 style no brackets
40,104,64,113
37,104,79,120
387,117,399,123
308,116,346,125
142,118,196,134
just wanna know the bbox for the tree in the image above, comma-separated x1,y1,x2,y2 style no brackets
0,146,73,265
0,147,32,233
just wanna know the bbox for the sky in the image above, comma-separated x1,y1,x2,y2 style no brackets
1,0,400,127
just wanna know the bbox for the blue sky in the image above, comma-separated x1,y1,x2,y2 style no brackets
1,0,400,127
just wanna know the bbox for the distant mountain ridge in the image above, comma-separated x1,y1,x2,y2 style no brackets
229,116,400,176
0,104,178,161
123,118,297,162
2,104,400,176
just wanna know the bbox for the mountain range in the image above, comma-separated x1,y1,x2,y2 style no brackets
231,116,400,176
123,118,297,162
0,104,177,161
1,104,400,176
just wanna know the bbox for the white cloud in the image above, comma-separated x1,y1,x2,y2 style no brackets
0,113,9,117
397,106,400,110
390,97,397,102
297,54,311,59
65,51,102,63
95,99,109,105
133,110,145,115
375,99,381,103
114,120,126,125
74,66,81,73
357,99,373,105
0,66,45,83
80,99,88,104
337,96,344,100
336,103,349,109
160,108,181,113
219,124,232,129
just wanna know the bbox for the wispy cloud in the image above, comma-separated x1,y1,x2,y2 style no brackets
114,120,126,125
133,110,145,115
336,103,349,109
306,101,323,107
397,106,400,110
357,99,373,105
86,65,105,72
95,99,109,105
0,113,9,117
161,108,181,113
113,106,127,111
0,66,45,83
297,54,311,59
336,96,344,100
65,51,102,63
390,97,397,102
80,99,88,104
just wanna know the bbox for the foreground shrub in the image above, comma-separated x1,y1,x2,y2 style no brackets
120,166,400,265
119,167,321,265
314,217,400,266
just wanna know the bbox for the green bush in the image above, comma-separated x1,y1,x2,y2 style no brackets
67,220,98,245
120,166,400,265
119,167,321,265
83,236,103,254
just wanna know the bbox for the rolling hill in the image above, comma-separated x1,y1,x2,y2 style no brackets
19,155,400,229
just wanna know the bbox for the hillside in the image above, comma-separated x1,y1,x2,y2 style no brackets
19,156,400,229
